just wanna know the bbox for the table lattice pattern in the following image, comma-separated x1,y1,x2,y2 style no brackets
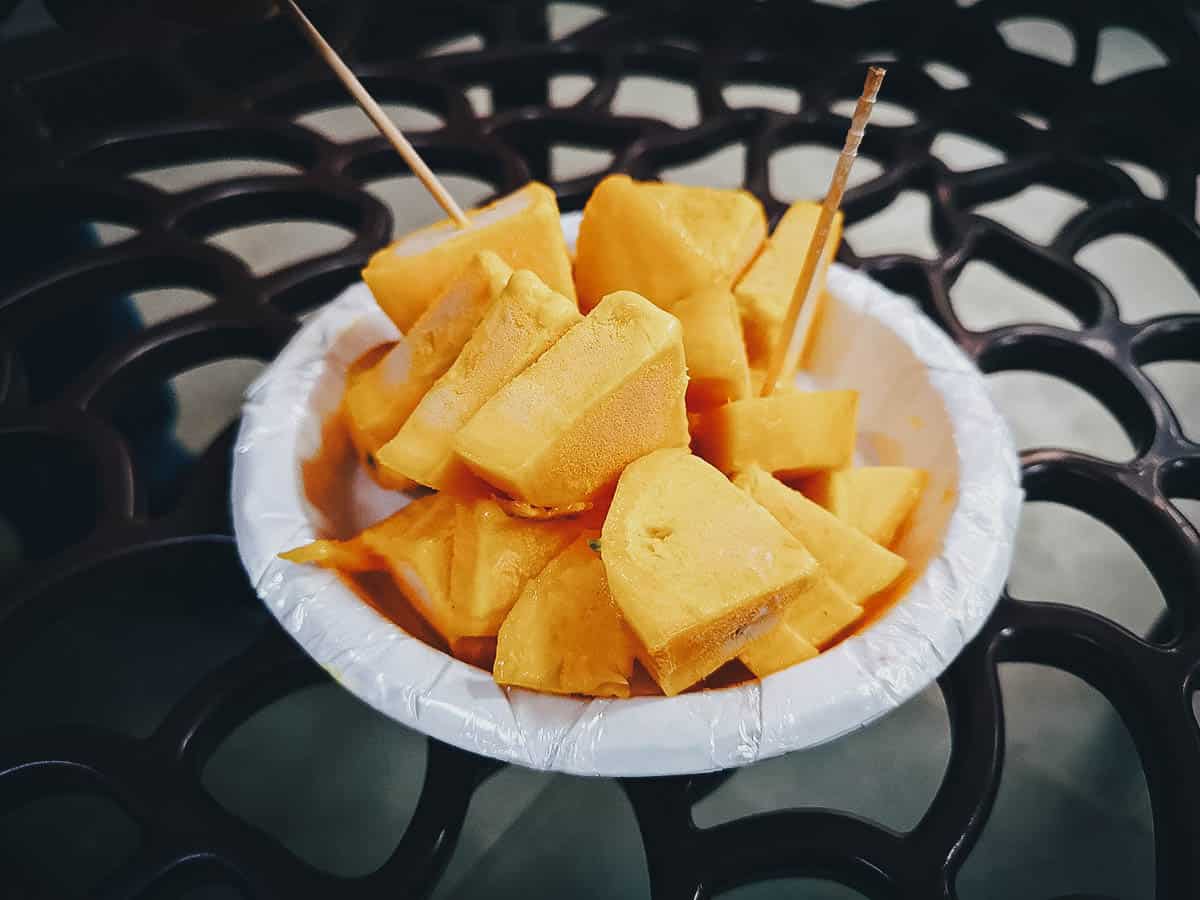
1,1,1198,897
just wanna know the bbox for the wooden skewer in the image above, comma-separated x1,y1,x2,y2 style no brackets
280,0,471,229
760,66,886,396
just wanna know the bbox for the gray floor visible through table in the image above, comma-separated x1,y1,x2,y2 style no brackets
2,5,1197,899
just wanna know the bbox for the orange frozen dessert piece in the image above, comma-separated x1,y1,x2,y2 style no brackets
735,200,843,365
801,466,927,546
279,535,379,573
738,621,819,677
455,290,689,508
375,270,582,492
735,466,905,603
362,182,575,330
691,389,858,477
601,448,820,696
494,537,636,698
345,251,512,469
573,175,767,311
449,496,581,638
669,286,752,410
738,576,863,678
355,493,462,645
340,355,412,489
733,467,907,675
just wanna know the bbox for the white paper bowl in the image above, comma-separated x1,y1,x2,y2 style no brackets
232,211,1022,776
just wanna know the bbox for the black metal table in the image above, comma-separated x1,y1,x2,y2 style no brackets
2,2,1198,897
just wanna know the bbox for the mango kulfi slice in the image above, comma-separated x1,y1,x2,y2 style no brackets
449,496,580,638
691,389,858,477
358,493,461,644
279,536,379,572
280,480,432,571
279,495,428,573
738,622,818,678
734,465,905,604
601,448,820,696
738,576,863,677
304,345,396,516
455,290,690,508
346,251,513,466
340,354,413,490
802,466,928,546
494,537,636,698
670,286,752,410
781,576,864,647
376,270,583,492
735,200,843,365
573,175,767,311
363,182,575,330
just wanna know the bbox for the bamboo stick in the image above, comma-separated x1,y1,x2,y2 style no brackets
760,66,885,395
281,0,471,229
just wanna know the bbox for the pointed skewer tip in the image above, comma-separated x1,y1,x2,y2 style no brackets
280,0,470,229
864,66,886,101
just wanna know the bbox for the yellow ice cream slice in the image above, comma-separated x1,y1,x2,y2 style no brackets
573,175,767,310
376,269,582,492
691,389,858,477
455,290,690,507
735,200,843,365
738,622,819,678
362,182,575,330
601,448,820,696
278,492,427,575
802,466,928,546
734,466,905,603
732,467,907,675
449,496,581,637
279,536,379,573
494,537,636,698
346,251,512,465
357,493,460,644
669,286,752,410
339,349,413,489
780,577,864,647
738,577,863,677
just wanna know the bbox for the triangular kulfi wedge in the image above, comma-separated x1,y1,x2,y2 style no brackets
739,576,863,677
279,490,427,574
494,537,636,698
357,493,461,644
573,175,767,311
376,270,583,492
801,466,928,546
734,466,905,603
601,448,820,696
305,370,379,518
738,621,818,678
346,251,513,466
670,286,752,410
449,496,581,638
455,291,690,508
732,467,907,675
780,577,864,647
735,200,843,365
279,536,379,573
691,389,858,477
363,182,575,330
340,350,413,489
